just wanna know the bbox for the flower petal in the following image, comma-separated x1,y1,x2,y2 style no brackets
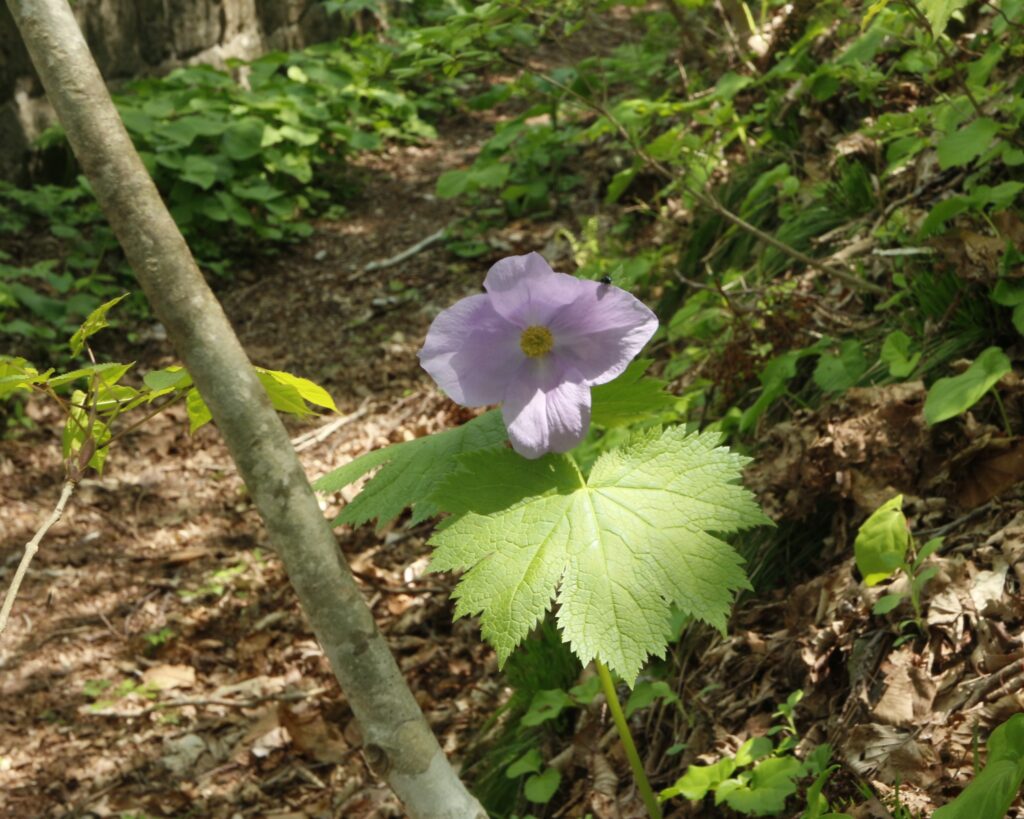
483,252,583,327
548,281,658,385
502,360,591,458
419,293,525,406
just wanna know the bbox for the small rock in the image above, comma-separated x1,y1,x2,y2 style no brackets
162,733,207,776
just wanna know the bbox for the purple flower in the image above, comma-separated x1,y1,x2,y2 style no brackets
419,252,658,458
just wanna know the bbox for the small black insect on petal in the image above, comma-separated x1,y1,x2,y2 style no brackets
600,275,613,285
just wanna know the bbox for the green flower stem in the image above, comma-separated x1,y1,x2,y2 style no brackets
595,659,663,819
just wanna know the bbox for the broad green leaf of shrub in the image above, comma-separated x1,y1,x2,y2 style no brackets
661,757,738,801
186,387,213,433
923,183,1024,236
255,373,314,417
269,151,313,184
880,331,921,378
921,0,972,35
741,340,830,432
605,166,639,204
62,389,111,473
221,117,266,161
915,536,944,568
506,749,543,779
49,362,132,390
590,359,677,427
0,356,50,399
854,495,909,586
521,689,574,726
974,182,1024,211
873,593,904,615
524,768,561,803
716,756,805,815
987,712,1024,768
430,428,770,684
314,410,507,530
813,340,867,393
143,365,193,396
740,351,801,432
734,736,774,767
920,195,971,236
436,169,471,199
255,368,338,413
470,161,511,189
933,714,1024,819
937,117,1001,170
181,155,222,190
923,347,1012,425
182,369,335,430
990,279,1024,336
69,294,128,356
624,679,679,719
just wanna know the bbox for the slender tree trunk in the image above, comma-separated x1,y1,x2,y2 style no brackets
5,2,485,816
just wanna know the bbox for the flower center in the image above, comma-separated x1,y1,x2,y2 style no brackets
520,325,554,358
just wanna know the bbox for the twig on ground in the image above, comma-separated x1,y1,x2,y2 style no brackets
871,247,936,257
68,781,121,818
350,226,449,281
963,656,1024,709
87,684,331,718
351,567,449,595
291,400,373,452
0,479,77,640
918,501,996,539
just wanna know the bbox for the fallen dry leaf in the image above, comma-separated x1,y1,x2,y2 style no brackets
956,439,1024,509
142,663,196,690
872,647,937,727
277,704,350,765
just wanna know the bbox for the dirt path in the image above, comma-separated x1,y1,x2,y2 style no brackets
0,117,523,818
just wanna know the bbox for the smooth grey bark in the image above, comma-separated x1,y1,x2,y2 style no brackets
5,2,485,816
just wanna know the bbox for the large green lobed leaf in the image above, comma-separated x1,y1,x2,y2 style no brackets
429,427,771,684
314,410,508,530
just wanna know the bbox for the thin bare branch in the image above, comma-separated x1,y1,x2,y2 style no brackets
0,479,76,639
354,226,449,279
87,684,332,718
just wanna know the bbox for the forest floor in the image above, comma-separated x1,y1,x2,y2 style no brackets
3,17,1024,819
0,115,518,817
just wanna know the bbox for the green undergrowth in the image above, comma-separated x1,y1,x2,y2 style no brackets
436,0,1024,441
416,1,1024,815
0,0,530,363
461,620,581,816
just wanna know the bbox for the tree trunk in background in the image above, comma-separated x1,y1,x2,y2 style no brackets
4,1,485,816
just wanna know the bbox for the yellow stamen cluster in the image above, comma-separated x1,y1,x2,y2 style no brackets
520,325,554,358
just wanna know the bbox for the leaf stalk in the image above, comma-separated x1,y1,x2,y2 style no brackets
595,659,663,819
